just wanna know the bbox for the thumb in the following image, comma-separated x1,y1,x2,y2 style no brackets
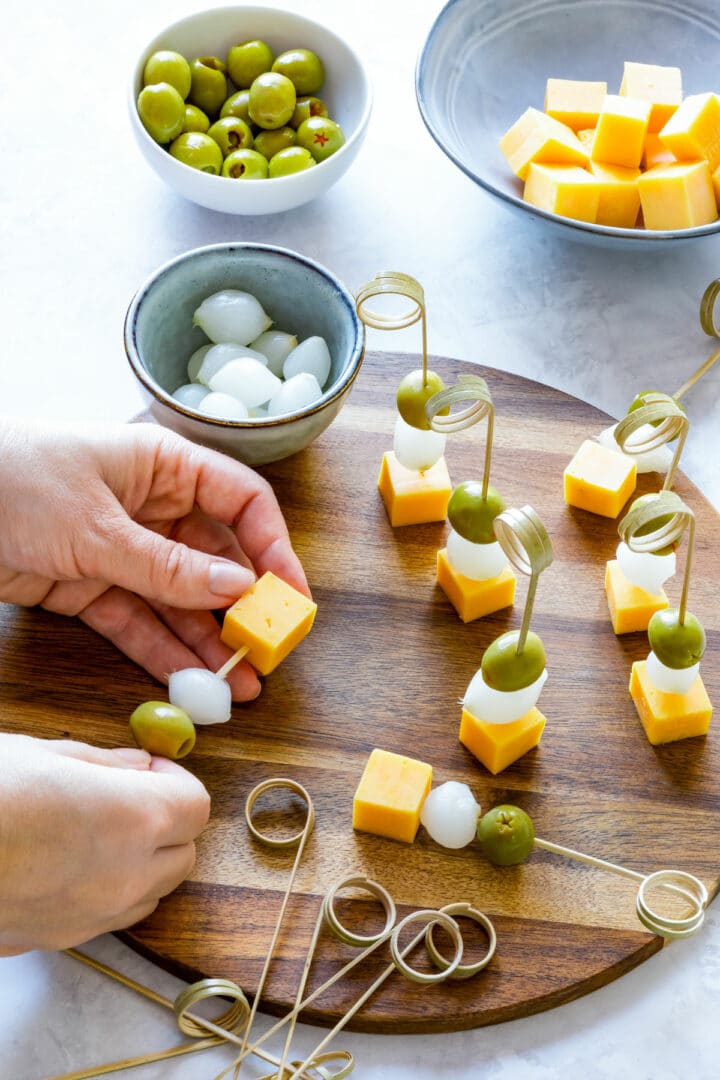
45,740,152,770
90,516,256,609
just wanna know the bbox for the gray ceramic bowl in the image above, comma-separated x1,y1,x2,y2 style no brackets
124,243,364,465
417,0,720,249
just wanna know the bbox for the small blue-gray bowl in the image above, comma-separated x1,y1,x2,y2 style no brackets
124,243,365,465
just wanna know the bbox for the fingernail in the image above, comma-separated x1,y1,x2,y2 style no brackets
209,561,256,597
114,748,152,766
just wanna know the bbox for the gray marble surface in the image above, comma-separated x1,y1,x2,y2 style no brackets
1,0,719,1077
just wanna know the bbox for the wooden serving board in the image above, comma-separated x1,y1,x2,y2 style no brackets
1,350,719,1034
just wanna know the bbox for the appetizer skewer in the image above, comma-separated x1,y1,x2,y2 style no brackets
428,375,517,621
357,272,453,526
459,505,554,774
621,492,712,744
129,572,317,758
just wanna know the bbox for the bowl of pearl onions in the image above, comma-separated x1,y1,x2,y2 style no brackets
124,242,365,465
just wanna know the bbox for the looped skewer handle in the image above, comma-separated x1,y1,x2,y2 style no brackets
494,505,553,654
356,271,429,383
426,373,495,495
619,491,696,622
534,838,708,940
614,392,688,491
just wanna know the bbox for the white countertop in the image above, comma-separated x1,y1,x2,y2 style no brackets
1,0,719,1077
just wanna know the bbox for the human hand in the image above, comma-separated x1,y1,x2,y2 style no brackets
0,419,309,700
0,733,210,955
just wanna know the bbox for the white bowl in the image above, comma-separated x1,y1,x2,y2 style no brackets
124,243,365,465
129,5,372,215
417,0,720,249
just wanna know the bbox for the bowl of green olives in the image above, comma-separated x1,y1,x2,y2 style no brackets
129,6,371,214
124,242,365,465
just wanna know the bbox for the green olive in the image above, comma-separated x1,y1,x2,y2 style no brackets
296,116,345,162
248,72,297,129
169,132,223,174
396,369,448,431
137,82,185,144
227,39,274,87
220,90,253,123
476,805,535,866
291,96,329,129
182,104,210,133
207,116,254,156
648,609,706,669
255,126,297,159
129,702,196,760
221,148,269,179
268,146,316,177
448,482,506,544
272,48,324,96
481,630,546,692
143,50,192,99
189,56,228,118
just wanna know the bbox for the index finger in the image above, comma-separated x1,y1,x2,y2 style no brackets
190,447,311,597
144,756,212,846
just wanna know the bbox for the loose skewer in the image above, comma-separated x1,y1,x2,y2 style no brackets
493,505,553,655
356,271,428,386
286,908,465,1080
532,837,708,939
215,875,398,1080
231,779,316,1078
54,951,318,1080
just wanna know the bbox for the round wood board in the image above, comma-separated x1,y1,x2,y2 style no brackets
1,350,718,1034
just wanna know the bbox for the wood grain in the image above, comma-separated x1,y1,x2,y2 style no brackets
1,350,718,1034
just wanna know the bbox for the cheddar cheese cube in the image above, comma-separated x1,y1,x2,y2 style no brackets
630,660,712,745
642,133,675,170
523,163,600,223
605,559,668,635
459,707,546,775
638,161,718,230
619,62,682,133
659,93,720,170
377,451,451,527
436,548,515,623
544,78,607,131
499,107,589,180
592,94,652,169
588,161,640,228
352,748,432,843
220,571,317,676
563,440,636,518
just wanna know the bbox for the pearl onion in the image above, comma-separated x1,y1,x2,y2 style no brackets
463,669,548,725
646,651,700,695
393,415,446,471
596,425,674,474
446,531,508,581
168,668,232,725
420,781,481,849
173,383,209,409
616,542,675,595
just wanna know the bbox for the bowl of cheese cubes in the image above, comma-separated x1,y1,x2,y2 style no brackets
416,0,720,246
124,242,364,465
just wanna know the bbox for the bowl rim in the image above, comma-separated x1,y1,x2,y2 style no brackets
124,241,365,428
415,0,720,243
129,4,373,192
